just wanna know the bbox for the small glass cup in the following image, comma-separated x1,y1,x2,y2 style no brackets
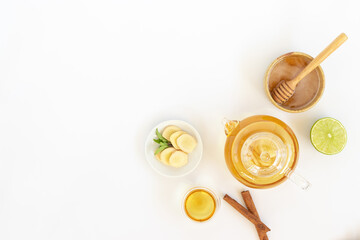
182,187,220,222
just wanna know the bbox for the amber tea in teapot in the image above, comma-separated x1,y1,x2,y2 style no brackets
224,115,310,189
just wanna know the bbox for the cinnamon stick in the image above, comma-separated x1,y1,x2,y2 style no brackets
223,194,271,233
241,191,269,240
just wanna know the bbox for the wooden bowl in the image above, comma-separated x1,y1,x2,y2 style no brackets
264,52,325,113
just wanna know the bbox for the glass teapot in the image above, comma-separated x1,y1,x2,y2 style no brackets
224,115,310,190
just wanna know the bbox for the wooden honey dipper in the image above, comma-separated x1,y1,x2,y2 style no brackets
271,33,348,105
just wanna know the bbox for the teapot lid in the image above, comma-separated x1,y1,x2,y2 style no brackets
241,132,289,178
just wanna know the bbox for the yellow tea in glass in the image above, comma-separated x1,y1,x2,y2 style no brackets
183,187,219,222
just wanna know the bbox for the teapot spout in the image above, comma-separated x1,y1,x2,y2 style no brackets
223,118,239,136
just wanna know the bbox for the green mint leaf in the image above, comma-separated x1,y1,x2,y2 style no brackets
159,142,169,147
154,145,169,155
156,128,168,143
153,138,162,144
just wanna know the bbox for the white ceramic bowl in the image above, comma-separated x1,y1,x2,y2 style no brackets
145,120,203,177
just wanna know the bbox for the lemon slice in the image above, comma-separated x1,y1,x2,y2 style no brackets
310,117,347,155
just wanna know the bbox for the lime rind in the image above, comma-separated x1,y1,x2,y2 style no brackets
310,117,347,155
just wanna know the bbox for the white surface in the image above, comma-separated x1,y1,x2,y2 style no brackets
0,0,359,239
145,120,203,177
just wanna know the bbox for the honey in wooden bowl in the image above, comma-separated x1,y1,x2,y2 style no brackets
265,52,325,113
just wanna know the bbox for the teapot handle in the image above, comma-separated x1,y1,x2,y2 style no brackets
286,170,311,190
222,118,239,136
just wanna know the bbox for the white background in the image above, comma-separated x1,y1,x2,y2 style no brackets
0,0,359,239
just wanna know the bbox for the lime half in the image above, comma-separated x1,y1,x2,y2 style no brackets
310,117,347,155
